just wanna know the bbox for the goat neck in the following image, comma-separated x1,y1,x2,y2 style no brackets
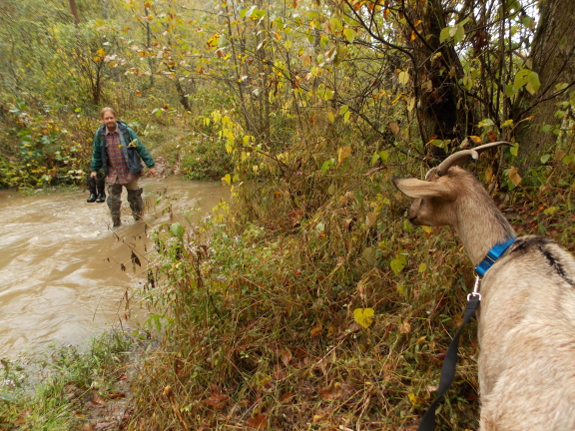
444,168,516,266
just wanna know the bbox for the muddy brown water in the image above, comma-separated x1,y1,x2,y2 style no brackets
0,177,228,358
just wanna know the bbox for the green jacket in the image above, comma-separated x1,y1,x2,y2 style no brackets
90,121,155,175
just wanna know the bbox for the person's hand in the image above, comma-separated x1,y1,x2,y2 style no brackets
148,167,157,177
90,171,97,178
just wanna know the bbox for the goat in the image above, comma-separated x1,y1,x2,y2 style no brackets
393,142,575,431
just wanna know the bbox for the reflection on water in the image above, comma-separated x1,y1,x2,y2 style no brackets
0,177,228,357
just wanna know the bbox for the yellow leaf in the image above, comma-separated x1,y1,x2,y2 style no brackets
343,27,356,43
338,146,352,164
421,225,432,233
328,111,335,123
353,308,375,329
485,167,493,183
470,135,482,144
365,211,377,228
398,70,409,85
508,166,522,186
310,324,323,337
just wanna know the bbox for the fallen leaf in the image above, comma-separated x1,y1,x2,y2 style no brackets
246,413,267,429
95,421,116,430
201,385,228,410
353,308,375,329
107,391,126,399
273,364,286,380
280,348,292,366
508,166,522,186
319,382,343,400
174,358,185,376
400,319,411,334
310,324,323,338
488,129,498,142
338,146,352,164
92,393,107,404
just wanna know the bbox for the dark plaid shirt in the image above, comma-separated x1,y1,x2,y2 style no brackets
105,128,136,185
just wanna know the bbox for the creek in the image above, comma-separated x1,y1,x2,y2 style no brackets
0,177,228,358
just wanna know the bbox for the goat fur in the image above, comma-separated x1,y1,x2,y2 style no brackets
393,165,575,431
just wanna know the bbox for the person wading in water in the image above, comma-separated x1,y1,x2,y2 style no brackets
89,107,157,227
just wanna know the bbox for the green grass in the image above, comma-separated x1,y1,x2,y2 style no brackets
0,331,136,430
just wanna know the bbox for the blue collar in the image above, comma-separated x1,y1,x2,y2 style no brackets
475,238,516,277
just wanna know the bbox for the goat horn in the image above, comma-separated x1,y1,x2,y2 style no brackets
435,141,513,177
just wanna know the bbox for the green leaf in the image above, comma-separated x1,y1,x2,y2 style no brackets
330,17,343,33
525,71,540,94
321,159,333,174
439,27,452,43
478,118,495,128
454,25,465,44
541,154,551,164
390,254,407,275
343,27,356,43
170,222,185,239
513,69,530,88
379,150,389,163
390,258,406,275
510,143,519,157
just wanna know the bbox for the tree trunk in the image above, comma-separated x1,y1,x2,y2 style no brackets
69,0,80,25
403,0,468,160
514,0,575,169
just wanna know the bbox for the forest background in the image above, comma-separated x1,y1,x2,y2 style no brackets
1,0,575,429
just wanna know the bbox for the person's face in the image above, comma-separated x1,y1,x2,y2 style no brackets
102,111,117,131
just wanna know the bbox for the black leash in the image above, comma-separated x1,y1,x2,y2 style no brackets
417,239,516,430
417,290,481,431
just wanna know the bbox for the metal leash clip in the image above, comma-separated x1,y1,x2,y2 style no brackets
467,275,482,301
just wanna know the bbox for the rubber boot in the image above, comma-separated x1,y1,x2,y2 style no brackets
127,188,144,221
86,176,97,203
107,184,123,227
112,214,122,228
96,174,106,203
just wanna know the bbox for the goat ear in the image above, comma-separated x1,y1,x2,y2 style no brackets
392,176,455,200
